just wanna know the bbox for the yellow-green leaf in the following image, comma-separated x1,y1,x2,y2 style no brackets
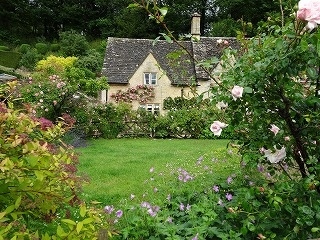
76,221,83,233
34,170,44,181
15,196,21,209
82,217,94,225
61,219,76,225
0,212,6,220
57,225,65,237
79,204,86,218
5,205,15,214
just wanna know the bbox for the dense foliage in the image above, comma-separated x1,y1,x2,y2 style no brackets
99,1,320,239
17,55,108,122
0,0,278,43
0,83,113,239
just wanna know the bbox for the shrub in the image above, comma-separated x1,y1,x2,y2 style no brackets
59,30,89,57
18,48,42,70
35,42,49,55
76,49,103,73
18,74,78,121
35,55,78,74
0,51,22,68
0,45,10,51
18,43,31,54
50,43,60,52
0,83,114,238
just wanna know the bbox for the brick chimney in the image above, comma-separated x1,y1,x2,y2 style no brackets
191,13,201,41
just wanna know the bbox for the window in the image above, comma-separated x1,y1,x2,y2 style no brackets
140,104,160,115
144,72,157,85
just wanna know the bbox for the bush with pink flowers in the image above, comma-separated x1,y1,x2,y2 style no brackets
107,1,320,239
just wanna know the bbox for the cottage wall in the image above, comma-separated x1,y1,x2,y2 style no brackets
105,53,198,114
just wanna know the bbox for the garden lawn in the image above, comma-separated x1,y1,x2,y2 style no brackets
77,138,240,206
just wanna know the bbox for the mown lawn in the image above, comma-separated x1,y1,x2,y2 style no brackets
77,138,241,206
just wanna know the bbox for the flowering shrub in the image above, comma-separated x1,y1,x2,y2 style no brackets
111,1,320,238
0,83,114,238
111,85,155,103
19,74,77,121
17,55,108,122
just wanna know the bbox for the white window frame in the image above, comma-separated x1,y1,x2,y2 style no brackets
144,72,157,85
140,103,160,115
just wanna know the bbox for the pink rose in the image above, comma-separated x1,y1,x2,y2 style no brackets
284,136,290,141
216,101,228,110
231,86,244,100
263,146,286,164
269,124,280,136
210,121,228,136
297,0,320,30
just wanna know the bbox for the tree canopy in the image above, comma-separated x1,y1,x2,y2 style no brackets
0,0,280,43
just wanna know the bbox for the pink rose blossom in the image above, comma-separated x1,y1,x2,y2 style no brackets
284,136,290,141
269,124,280,136
297,0,320,30
210,121,228,136
231,85,244,100
216,101,228,110
263,146,286,164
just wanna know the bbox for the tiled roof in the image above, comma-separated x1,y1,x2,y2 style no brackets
101,37,239,85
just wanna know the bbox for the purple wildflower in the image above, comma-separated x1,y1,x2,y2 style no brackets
116,210,123,218
141,201,151,208
167,194,171,201
213,185,219,192
104,205,114,214
166,217,173,223
226,193,233,201
147,208,157,217
227,176,233,184
179,203,185,211
186,204,191,211
177,168,193,182
257,164,264,172
196,156,204,165
192,233,199,240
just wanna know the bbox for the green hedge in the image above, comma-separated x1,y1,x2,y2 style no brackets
0,50,22,68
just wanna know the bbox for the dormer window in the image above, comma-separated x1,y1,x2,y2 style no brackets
144,72,157,85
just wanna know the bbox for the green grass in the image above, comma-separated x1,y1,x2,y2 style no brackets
77,138,241,205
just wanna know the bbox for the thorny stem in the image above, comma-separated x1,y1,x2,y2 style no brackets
279,162,293,180
133,0,229,91
278,87,310,178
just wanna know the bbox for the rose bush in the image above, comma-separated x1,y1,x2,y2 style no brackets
113,1,320,239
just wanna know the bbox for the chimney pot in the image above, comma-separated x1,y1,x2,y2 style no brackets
191,13,201,41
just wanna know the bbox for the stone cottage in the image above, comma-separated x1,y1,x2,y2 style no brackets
101,13,239,114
